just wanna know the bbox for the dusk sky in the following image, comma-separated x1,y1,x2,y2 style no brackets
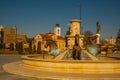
1,0,120,39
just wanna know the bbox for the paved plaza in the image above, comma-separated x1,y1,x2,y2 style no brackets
0,55,46,80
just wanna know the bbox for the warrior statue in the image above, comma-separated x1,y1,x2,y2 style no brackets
73,34,81,60
96,22,100,34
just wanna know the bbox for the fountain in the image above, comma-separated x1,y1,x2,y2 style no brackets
3,21,120,79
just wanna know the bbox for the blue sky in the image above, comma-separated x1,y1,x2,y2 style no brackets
1,0,120,39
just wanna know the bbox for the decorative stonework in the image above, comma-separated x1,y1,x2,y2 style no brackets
96,33,101,44
65,19,84,49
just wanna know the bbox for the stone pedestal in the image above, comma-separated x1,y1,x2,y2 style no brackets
96,33,101,45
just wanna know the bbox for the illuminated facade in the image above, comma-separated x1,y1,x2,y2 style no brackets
0,25,26,48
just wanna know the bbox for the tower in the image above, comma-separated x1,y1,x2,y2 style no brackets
54,24,61,36
69,19,81,36
65,19,84,49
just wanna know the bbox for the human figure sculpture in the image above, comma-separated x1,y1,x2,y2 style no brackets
96,22,100,33
73,34,81,60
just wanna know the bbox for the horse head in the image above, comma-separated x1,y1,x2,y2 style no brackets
44,39,59,56
45,39,58,50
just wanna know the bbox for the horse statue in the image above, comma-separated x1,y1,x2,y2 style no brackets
72,34,82,60
86,35,100,56
44,39,60,57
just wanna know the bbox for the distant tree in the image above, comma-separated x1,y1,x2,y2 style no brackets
10,43,14,51
29,40,33,54
83,30,93,45
116,29,120,50
2,43,5,49
100,39,108,45
0,30,4,49
15,42,19,51
18,42,23,54
37,41,41,54
0,43,2,49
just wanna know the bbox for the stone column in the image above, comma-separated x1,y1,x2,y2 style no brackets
96,33,101,44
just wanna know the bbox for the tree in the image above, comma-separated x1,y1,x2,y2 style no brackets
0,30,4,49
116,29,120,50
26,38,34,54
37,41,41,54
10,43,14,51
100,39,108,45
18,42,23,54
29,40,32,54
83,30,93,45
15,42,19,51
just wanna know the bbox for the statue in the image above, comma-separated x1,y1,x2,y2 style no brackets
86,35,100,56
96,22,100,33
73,34,81,60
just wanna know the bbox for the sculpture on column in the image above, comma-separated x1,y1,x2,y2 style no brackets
96,22,100,34
85,22,101,56
73,34,81,60
96,21,101,44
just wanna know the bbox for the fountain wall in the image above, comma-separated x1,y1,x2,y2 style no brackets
22,55,120,74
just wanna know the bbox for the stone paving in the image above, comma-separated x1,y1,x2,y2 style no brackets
0,55,46,80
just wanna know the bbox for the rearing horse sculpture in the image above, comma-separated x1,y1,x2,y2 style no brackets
73,34,81,60
44,39,60,56
86,35,100,56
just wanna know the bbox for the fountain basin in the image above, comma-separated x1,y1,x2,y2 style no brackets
22,55,120,74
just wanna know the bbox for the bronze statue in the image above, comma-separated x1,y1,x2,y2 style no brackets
96,22,100,33
73,34,81,60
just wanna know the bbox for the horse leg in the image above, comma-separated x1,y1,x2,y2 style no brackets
76,50,81,60
78,51,81,60
75,50,79,60
73,50,76,60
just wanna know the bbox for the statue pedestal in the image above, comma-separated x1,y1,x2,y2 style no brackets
96,33,101,45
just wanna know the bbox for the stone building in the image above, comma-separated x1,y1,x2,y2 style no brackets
65,19,84,49
0,25,26,49
33,24,65,52
105,37,116,45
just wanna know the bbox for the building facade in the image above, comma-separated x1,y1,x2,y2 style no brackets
105,37,116,45
33,32,65,52
0,25,27,49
